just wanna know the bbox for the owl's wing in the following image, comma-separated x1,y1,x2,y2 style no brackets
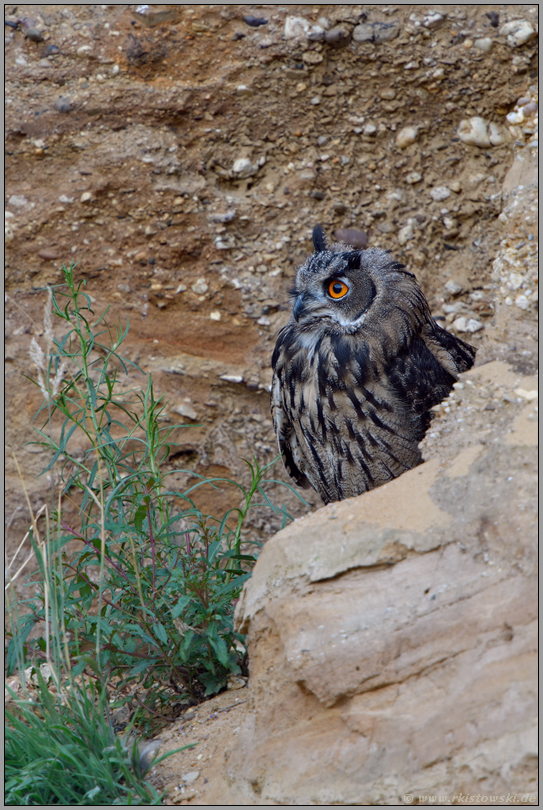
386,334,462,424
421,321,476,379
271,371,312,489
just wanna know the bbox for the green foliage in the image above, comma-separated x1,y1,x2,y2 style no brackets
8,263,304,732
5,673,190,805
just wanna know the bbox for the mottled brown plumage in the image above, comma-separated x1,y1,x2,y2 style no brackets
271,226,476,504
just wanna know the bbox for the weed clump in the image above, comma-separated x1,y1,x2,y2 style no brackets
6,264,303,741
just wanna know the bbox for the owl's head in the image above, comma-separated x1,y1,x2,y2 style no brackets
290,225,427,336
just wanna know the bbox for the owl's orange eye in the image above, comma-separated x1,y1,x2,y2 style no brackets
328,280,349,299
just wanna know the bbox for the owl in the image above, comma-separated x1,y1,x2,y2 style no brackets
271,225,476,505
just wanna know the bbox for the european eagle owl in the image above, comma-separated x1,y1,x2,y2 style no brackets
271,225,476,505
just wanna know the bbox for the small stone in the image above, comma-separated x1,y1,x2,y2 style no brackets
473,37,493,52
310,96,321,106
191,278,208,295
363,123,377,137
15,55,27,66
209,311,222,321
514,294,530,310
134,6,176,26
38,248,59,260
302,51,324,65
307,27,325,43
220,374,244,384
209,210,236,223
522,101,538,115
24,27,44,42
54,97,74,113
396,126,419,148
175,284,187,294
334,228,368,249
317,135,329,147
8,194,29,207
80,192,92,203
242,15,267,27
430,187,451,202
353,22,399,43
324,26,351,48
41,44,60,57
486,11,500,28
507,110,525,125
457,117,510,148
406,171,422,184
449,181,462,193
284,17,311,40
397,224,415,246
444,280,463,298
514,388,538,401
499,20,537,48
181,771,200,785
452,317,484,333
174,404,198,420
232,157,256,177
423,12,446,29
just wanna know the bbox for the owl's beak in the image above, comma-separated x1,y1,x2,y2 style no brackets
293,293,307,322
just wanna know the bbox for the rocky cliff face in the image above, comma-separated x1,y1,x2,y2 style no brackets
225,360,537,805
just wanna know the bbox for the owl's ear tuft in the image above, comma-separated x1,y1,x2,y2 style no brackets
312,224,327,253
347,251,363,270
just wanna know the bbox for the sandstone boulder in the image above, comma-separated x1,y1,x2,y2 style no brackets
206,362,538,805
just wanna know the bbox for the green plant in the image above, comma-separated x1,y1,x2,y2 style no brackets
7,263,305,731
5,673,188,806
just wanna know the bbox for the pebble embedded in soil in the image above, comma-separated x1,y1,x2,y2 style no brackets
54,97,74,113
181,771,200,784
191,278,208,295
242,16,267,28
430,187,451,202
499,20,537,48
396,126,419,149
457,117,509,148
23,27,44,42
324,27,351,48
334,229,368,249
352,22,399,43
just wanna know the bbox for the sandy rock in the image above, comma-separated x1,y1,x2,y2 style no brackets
457,117,511,147
397,223,415,245
173,403,198,420
232,157,255,176
405,171,422,184
473,37,493,52
499,20,537,48
352,22,399,43
451,315,484,333
429,186,451,202
422,12,446,29
323,26,351,48
333,228,368,249
395,126,419,148
284,17,323,42
216,360,537,805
